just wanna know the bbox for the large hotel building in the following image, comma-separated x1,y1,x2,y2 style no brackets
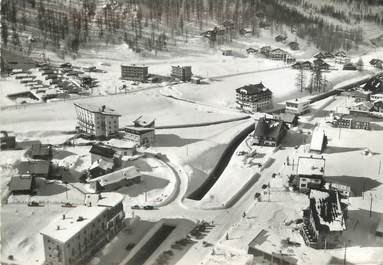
74,103,121,138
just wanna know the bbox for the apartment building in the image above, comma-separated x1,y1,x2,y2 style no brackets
235,83,273,113
121,64,148,81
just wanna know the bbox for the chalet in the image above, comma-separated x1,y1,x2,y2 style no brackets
331,114,371,130
323,52,335,59
221,49,232,56
301,189,346,249
370,93,383,102
29,143,52,160
171,66,192,81
310,128,327,153
269,48,295,63
313,52,325,59
313,58,330,70
285,98,310,115
253,117,288,146
275,113,298,128
275,34,287,42
351,101,374,112
0,131,16,150
9,174,36,195
121,64,148,82
292,61,312,70
352,90,371,102
88,166,141,192
16,160,51,178
334,51,350,64
369,59,383,69
235,83,273,113
89,159,114,179
260,46,271,56
133,115,155,128
343,63,357,71
373,99,383,113
89,144,117,165
246,47,258,54
362,77,383,94
123,127,155,147
288,41,299,50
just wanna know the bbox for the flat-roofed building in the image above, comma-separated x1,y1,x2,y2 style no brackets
285,98,310,115
121,64,148,81
41,193,125,265
123,127,155,147
236,83,273,113
293,156,325,192
74,103,120,138
310,128,327,153
171,66,192,81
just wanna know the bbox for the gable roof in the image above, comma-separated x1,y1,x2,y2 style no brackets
9,175,33,191
88,166,141,187
16,161,50,175
236,83,271,95
310,128,326,151
31,143,51,157
133,115,155,128
254,118,287,139
89,144,116,158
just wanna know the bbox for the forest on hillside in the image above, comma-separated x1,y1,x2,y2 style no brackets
1,0,382,56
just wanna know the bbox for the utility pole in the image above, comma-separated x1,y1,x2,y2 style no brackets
369,193,373,218
378,160,381,176
343,241,347,265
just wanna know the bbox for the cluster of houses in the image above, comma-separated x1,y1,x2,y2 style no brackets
120,64,202,84
370,58,383,69
8,142,52,195
329,76,383,130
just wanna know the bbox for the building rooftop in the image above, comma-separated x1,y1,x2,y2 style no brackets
121,64,148,68
124,126,155,135
236,83,271,95
40,206,106,243
31,143,50,157
104,139,137,149
286,98,310,104
89,144,116,158
310,128,326,151
9,175,33,192
16,160,50,175
309,189,346,232
133,115,156,128
84,192,124,208
297,156,325,176
89,159,114,171
88,166,140,187
254,118,287,139
276,112,298,124
74,103,121,116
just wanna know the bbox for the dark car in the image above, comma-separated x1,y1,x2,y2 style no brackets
28,201,41,207
131,205,141,210
143,205,155,210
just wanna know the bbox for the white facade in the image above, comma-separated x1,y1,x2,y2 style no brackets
74,103,120,137
371,93,383,102
285,99,310,115
124,127,155,146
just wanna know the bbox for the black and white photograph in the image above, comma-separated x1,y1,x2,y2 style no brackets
1,0,383,264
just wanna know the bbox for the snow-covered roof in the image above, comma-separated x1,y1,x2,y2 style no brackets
74,103,121,116
310,128,326,152
40,206,106,243
90,159,113,171
309,189,346,232
88,166,140,187
84,192,124,208
104,139,137,149
297,156,325,176
286,98,310,104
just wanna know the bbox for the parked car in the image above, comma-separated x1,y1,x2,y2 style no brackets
28,201,41,207
143,205,155,210
131,205,141,210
